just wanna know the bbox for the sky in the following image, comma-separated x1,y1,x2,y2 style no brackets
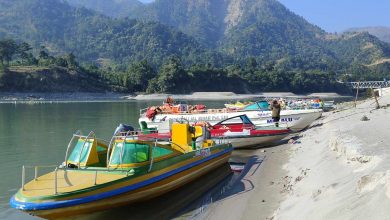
139,0,390,33
278,0,390,32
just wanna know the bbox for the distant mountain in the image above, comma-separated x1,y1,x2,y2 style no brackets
138,0,230,47
219,0,328,62
1,0,389,73
345,26,390,43
65,0,144,18
328,32,390,65
138,0,390,67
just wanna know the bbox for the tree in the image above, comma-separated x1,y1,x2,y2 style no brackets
148,56,189,93
0,39,18,66
65,53,77,69
125,60,156,92
39,46,49,60
17,42,32,63
245,57,258,72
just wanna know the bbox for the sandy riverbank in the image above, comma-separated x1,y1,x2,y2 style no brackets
204,87,390,220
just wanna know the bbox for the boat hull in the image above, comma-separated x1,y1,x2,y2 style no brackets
140,109,322,132
11,148,232,219
221,133,290,148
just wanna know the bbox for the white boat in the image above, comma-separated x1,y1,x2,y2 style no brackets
139,106,322,132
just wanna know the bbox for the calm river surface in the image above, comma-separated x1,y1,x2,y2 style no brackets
0,100,230,220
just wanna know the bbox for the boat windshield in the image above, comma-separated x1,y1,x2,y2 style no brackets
244,101,269,110
68,139,92,164
240,115,253,125
110,142,150,165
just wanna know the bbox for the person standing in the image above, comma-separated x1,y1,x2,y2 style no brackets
165,96,174,105
270,99,281,127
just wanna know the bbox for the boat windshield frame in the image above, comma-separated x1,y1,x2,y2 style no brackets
213,114,255,126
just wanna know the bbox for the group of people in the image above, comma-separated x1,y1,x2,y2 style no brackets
146,96,207,120
151,96,282,128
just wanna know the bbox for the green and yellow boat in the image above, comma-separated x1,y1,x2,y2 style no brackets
10,123,232,219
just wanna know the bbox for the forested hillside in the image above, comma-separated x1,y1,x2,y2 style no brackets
0,0,389,94
0,0,222,68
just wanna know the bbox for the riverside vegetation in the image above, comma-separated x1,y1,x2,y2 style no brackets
0,0,390,93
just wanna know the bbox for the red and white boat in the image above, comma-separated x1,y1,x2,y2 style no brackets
208,115,291,148
138,115,291,149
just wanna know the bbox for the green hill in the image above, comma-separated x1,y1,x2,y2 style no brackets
136,0,390,69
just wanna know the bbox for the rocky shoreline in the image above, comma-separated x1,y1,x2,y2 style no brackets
0,92,350,103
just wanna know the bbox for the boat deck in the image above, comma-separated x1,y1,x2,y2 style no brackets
21,169,127,198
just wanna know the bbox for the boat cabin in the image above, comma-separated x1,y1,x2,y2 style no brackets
108,140,179,168
66,123,214,170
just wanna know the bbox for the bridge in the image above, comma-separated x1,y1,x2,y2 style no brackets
342,81,390,89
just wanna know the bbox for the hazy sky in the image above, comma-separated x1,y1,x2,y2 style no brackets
139,0,154,3
278,0,390,32
139,0,390,33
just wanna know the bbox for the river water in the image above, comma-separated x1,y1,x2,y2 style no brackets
0,100,240,220
0,98,347,219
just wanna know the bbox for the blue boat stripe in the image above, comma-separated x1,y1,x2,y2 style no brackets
10,147,232,211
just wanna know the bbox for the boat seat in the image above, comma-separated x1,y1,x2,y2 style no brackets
140,121,157,134
192,126,203,139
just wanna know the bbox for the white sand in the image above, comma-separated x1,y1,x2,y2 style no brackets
203,87,390,220
272,87,390,219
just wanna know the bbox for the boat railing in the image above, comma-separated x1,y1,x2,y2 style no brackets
21,136,231,195
21,165,58,191
77,131,96,169
106,131,136,169
20,164,132,194
139,107,148,116
64,130,82,169
63,130,108,169
215,135,230,145
148,139,157,172
119,130,134,168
